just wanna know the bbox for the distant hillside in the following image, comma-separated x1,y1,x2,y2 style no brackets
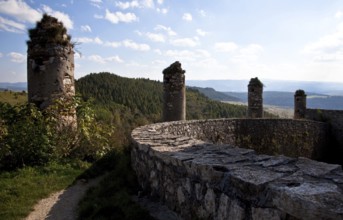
187,79,343,95
0,82,27,91
188,86,241,102
76,72,257,121
225,91,343,110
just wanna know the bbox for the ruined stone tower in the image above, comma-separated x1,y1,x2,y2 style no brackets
27,14,75,125
247,77,263,118
294,89,307,119
162,61,186,121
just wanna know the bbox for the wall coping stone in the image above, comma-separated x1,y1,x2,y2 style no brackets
131,119,343,219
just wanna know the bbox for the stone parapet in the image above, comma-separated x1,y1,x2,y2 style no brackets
131,119,343,220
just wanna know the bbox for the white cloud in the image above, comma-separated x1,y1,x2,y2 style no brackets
302,22,343,62
81,25,92,32
122,39,150,51
155,25,177,36
196,29,208,37
157,0,164,4
156,8,168,14
335,11,343,19
115,1,139,9
170,38,198,47
8,52,25,63
0,52,3,58
146,32,165,42
75,37,103,44
0,0,41,23
214,42,239,52
197,9,206,17
88,54,123,64
105,9,138,24
182,13,192,21
115,0,153,9
232,44,264,62
105,41,122,48
42,5,73,29
106,56,124,63
89,0,102,8
142,0,154,8
165,49,210,61
94,14,103,19
138,31,165,42
88,55,106,64
0,16,26,33
154,49,162,55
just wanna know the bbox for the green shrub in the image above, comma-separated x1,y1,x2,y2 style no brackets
0,98,116,171
0,103,54,170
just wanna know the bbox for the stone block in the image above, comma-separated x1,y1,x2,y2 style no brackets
251,207,283,220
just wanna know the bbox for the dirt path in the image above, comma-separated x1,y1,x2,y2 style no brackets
25,175,181,220
25,176,103,220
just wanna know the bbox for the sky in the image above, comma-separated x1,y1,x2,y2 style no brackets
1,0,343,83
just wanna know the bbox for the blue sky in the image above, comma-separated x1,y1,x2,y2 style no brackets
1,0,343,83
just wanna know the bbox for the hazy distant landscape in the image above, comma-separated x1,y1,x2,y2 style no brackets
3,79,343,111
188,80,343,110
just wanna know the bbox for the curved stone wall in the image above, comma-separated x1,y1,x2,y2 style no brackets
131,119,343,220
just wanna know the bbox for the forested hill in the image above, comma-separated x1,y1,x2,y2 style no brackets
76,72,250,121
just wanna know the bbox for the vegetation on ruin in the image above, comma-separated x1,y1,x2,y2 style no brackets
249,77,264,87
295,89,306,96
27,14,72,47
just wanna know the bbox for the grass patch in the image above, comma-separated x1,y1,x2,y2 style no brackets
0,161,90,220
77,149,154,220
0,91,27,106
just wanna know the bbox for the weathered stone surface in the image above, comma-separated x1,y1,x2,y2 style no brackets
252,207,283,220
27,14,76,127
131,119,343,220
162,61,186,122
269,182,343,219
295,157,341,177
248,77,263,118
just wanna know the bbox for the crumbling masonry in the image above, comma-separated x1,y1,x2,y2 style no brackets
247,77,263,118
294,89,307,119
27,14,76,126
162,61,186,122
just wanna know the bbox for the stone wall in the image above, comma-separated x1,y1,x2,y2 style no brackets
131,119,343,220
157,119,329,160
306,109,343,164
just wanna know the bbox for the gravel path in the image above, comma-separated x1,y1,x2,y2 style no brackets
25,175,181,220
25,177,103,220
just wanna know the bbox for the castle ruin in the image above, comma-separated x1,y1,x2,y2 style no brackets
132,71,343,219
247,77,263,118
27,14,76,126
294,89,307,119
162,61,186,122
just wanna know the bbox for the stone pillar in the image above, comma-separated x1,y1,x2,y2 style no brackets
294,89,307,119
247,77,263,118
27,14,76,127
162,61,186,121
